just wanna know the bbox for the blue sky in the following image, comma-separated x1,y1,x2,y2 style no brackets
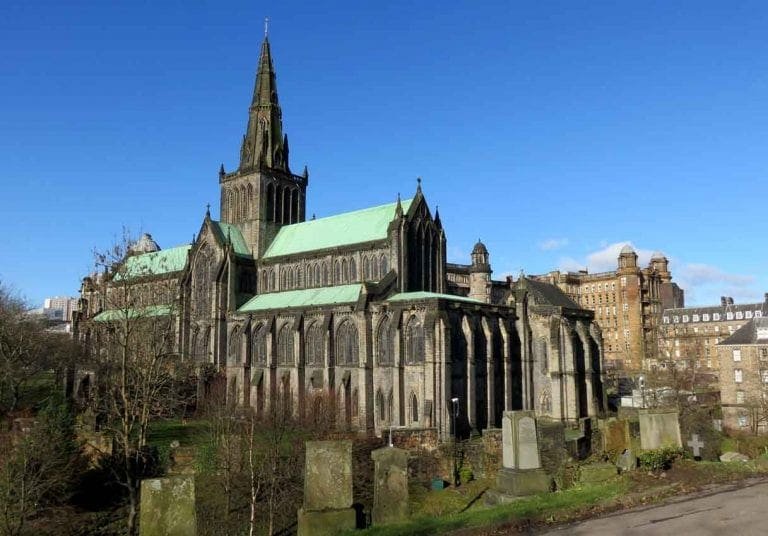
1,1,767,307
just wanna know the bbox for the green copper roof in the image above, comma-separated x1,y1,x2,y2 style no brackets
114,245,191,281
212,221,251,257
263,199,412,258
387,291,485,304
93,305,172,322
238,284,364,312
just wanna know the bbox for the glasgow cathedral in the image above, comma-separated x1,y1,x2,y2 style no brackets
76,36,606,440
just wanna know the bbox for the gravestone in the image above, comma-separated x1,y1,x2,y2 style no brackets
169,445,197,475
297,440,356,536
486,411,551,504
371,447,408,525
600,418,630,456
638,409,682,450
616,449,636,472
686,434,705,460
139,475,196,536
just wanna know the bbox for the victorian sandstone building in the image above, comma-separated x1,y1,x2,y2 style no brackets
533,247,684,370
75,36,606,440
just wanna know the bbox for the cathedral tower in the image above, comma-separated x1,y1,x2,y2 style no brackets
219,35,308,257
469,240,492,303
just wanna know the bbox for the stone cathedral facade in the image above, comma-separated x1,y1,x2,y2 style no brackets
76,36,606,440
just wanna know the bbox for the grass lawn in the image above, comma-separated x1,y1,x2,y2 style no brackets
146,418,209,449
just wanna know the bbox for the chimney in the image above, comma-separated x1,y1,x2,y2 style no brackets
764,293,768,303
720,296,727,307
727,297,734,306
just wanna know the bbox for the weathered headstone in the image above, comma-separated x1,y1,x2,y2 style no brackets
638,409,682,450
600,418,630,455
686,434,705,459
169,445,197,475
486,411,551,504
297,440,356,536
371,447,408,525
616,449,636,472
139,475,196,536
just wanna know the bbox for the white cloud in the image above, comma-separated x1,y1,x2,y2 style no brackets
539,238,569,251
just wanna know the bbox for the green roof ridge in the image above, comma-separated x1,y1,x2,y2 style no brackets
212,221,251,257
93,304,172,322
114,245,191,281
263,198,413,258
238,284,363,312
387,291,485,304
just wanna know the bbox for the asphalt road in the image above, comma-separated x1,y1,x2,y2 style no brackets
541,478,768,536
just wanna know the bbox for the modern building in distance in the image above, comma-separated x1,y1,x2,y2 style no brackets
717,316,768,433
43,296,79,322
661,295,768,372
534,247,684,371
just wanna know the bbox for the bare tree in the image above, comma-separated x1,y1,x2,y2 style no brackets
81,232,196,534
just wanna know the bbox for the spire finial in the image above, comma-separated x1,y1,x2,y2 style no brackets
416,176,422,193
205,203,211,218
264,17,269,37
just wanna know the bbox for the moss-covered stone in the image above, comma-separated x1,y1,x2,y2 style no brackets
139,475,196,536
297,507,356,536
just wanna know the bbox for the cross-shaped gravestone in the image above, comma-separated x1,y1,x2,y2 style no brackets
687,433,705,459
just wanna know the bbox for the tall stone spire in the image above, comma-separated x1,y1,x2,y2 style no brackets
239,36,289,173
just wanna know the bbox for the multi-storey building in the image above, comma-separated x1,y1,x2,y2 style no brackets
534,247,684,371
717,317,768,434
660,296,768,371
43,296,79,321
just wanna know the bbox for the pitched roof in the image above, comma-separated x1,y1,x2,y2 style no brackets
719,317,768,345
114,245,191,281
522,277,581,309
386,291,484,305
238,284,364,313
263,199,413,258
663,302,767,321
93,305,171,322
211,221,251,257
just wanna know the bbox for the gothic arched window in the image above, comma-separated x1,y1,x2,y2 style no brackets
342,259,349,283
376,317,395,366
410,392,419,423
334,261,342,283
363,257,371,280
277,324,294,366
266,183,275,222
405,315,425,364
380,254,389,276
314,264,321,286
350,258,357,280
322,263,329,286
336,320,359,366
228,326,243,365
252,323,268,365
305,322,324,367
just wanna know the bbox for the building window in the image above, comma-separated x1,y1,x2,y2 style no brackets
692,314,699,322
663,316,670,324
703,314,710,321
762,370,768,384
736,390,745,404
726,312,734,320
683,315,689,323
376,317,395,366
277,324,294,366
252,323,268,365
405,315,425,364
746,311,753,319
735,369,743,383
760,348,768,361
621,277,626,287
305,322,324,367
738,415,748,427
673,315,679,323
336,320,359,366
623,303,629,312
410,392,419,423
713,313,720,321
736,311,743,320
756,311,763,318
733,349,742,362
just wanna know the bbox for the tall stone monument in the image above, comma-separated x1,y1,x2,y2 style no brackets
371,447,409,525
486,411,551,504
297,440,356,536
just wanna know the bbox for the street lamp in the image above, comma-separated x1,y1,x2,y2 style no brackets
451,397,459,486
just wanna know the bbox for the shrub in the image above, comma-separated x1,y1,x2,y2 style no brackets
638,447,683,471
